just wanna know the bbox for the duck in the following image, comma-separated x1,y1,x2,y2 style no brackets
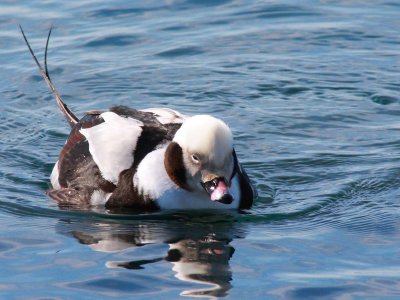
20,26,256,211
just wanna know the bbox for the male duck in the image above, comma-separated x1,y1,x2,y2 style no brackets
21,27,256,211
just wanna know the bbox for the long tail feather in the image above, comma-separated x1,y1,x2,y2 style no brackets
44,25,52,81
19,25,79,127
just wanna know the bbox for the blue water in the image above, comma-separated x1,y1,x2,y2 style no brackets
1,0,400,298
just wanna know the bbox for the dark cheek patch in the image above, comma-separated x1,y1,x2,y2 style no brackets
164,142,191,191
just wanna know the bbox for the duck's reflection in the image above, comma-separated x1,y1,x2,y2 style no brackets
58,214,245,298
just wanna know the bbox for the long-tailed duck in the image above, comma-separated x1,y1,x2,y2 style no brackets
20,26,256,211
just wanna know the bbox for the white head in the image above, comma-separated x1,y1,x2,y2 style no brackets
164,115,236,204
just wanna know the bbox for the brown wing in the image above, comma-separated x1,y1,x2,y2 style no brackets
50,113,116,207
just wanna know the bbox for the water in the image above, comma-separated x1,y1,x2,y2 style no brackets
1,0,400,298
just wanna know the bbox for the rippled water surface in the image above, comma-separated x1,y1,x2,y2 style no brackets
1,0,400,299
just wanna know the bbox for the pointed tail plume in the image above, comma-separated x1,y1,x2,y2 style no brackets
19,25,79,128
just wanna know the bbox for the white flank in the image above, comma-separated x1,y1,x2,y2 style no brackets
50,160,61,189
90,190,112,206
140,107,187,124
80,112,143,184
134,148,176,200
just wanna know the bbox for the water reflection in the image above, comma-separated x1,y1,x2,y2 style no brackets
57,215,245,298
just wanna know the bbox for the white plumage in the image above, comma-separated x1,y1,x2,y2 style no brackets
80,111,144,184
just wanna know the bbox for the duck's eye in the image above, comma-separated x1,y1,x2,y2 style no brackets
191,154,200,163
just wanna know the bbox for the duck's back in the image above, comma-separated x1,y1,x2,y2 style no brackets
48,106,185,210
